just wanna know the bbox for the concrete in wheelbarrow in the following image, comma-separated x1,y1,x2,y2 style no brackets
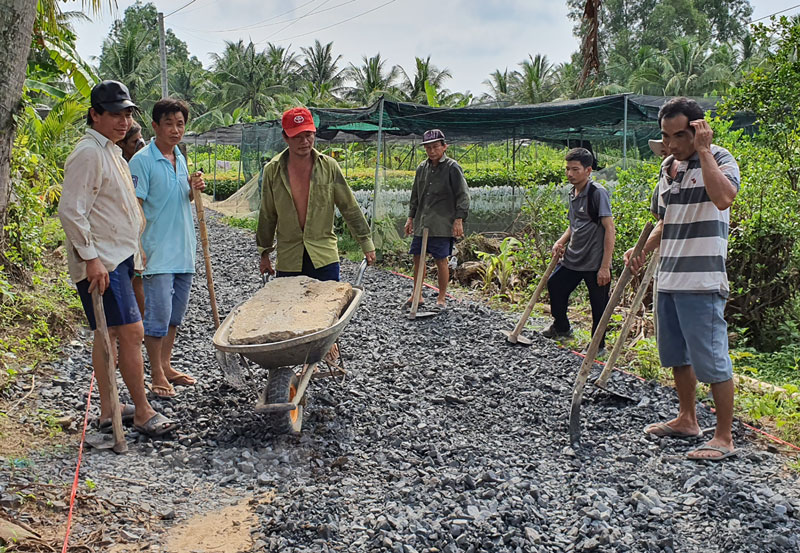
227,276,355,345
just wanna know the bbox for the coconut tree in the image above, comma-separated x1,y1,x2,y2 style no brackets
399,56,452,104
513,54,556,104
97,24,158,103
345,53,402,105
264,43,301,90
300,40,345,98
208,40,289,117
628,37,734,96
481,68,517,105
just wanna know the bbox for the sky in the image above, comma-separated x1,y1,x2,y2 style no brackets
63,0,800,96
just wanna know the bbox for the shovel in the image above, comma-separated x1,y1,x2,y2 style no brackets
408,228,438,319
193,179,248,389
90,289,127,453
501,252,560,345
568,221,654,446
593,249,659,398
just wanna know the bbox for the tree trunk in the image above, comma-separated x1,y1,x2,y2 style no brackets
0,1,37,244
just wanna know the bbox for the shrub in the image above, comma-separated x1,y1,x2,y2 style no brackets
710,119,800,350
611,161,660,271
206,176,245,201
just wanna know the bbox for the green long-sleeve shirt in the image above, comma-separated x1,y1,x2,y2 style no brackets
408,155,470,237
256,148,374,272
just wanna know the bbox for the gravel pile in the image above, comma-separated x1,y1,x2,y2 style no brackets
5,211,800,552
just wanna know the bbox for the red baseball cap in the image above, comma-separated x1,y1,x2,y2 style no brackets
281,107,316,137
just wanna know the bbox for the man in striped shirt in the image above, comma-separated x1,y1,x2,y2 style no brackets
625,97,739,462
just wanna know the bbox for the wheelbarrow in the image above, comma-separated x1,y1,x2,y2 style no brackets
212,259,367,434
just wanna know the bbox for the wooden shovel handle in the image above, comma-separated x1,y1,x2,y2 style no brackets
595,249,659,388
508,252,560,342
194,188,220,329
568,220,654,445
409,228,429,318
91,289,127,453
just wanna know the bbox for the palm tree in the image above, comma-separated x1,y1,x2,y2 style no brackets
628,37,733,96
97,24,158,103
208,40,289,117
481,68,517,105
264,43,301,89
345,53,401,105
399,56,452,104
169,58,210,117
513,54,556,104
300,40,345,98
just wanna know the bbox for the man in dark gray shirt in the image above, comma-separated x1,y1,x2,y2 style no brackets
543,148,616,354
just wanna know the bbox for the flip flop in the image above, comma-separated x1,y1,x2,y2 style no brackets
133,413,180,437
147,382,177,399
402,298,424,310
98,404,136,432
687,444,737,462
167,373,197,386
644,421,704,439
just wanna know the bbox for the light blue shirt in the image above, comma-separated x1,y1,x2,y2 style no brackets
130,140,196,275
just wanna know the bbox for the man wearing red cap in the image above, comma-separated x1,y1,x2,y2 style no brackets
257,107,375,281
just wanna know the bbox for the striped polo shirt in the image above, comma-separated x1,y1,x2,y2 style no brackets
651,145,740,296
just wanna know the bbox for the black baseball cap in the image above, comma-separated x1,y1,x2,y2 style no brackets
90,80,137,112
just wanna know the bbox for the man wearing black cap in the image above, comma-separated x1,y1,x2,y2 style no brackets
58,80,178,437
404,129,470,309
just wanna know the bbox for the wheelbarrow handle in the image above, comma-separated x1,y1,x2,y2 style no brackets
355,257,368,288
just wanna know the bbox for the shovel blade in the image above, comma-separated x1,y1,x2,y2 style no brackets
592,381,636,402
217,350,246,389
500,329,532,345
409,310,437,319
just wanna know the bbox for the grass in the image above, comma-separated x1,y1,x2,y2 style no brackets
0,256,83,391
224,215,257,232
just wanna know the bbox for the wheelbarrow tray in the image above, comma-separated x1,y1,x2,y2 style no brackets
212,287,363,369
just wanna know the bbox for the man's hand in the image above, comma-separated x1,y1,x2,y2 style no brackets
690,119,713,154
452,218,464,239
86,258,109,294
597,266,611,286
624,247,646,274
189,171,206,191
404,217,413,236
552,241,566,259
259,252,275,275
365,251,376,265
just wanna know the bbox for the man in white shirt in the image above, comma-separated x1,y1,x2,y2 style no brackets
58,80,178,437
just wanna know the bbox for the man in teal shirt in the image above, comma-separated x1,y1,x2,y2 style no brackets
130,98,204,398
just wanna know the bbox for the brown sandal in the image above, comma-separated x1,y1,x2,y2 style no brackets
147,382,176,398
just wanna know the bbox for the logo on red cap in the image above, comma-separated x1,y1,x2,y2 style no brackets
282,107,316,137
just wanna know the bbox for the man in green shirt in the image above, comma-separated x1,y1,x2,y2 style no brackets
405,129,470,308
257,107,375,280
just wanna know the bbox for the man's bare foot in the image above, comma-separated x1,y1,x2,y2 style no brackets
687,437,736,461
162,364,197,386
644,418,702,438
148,381,176,398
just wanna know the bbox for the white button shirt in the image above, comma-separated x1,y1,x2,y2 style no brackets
58,128,144,283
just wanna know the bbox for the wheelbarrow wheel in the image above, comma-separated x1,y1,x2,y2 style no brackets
266,367,303,434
